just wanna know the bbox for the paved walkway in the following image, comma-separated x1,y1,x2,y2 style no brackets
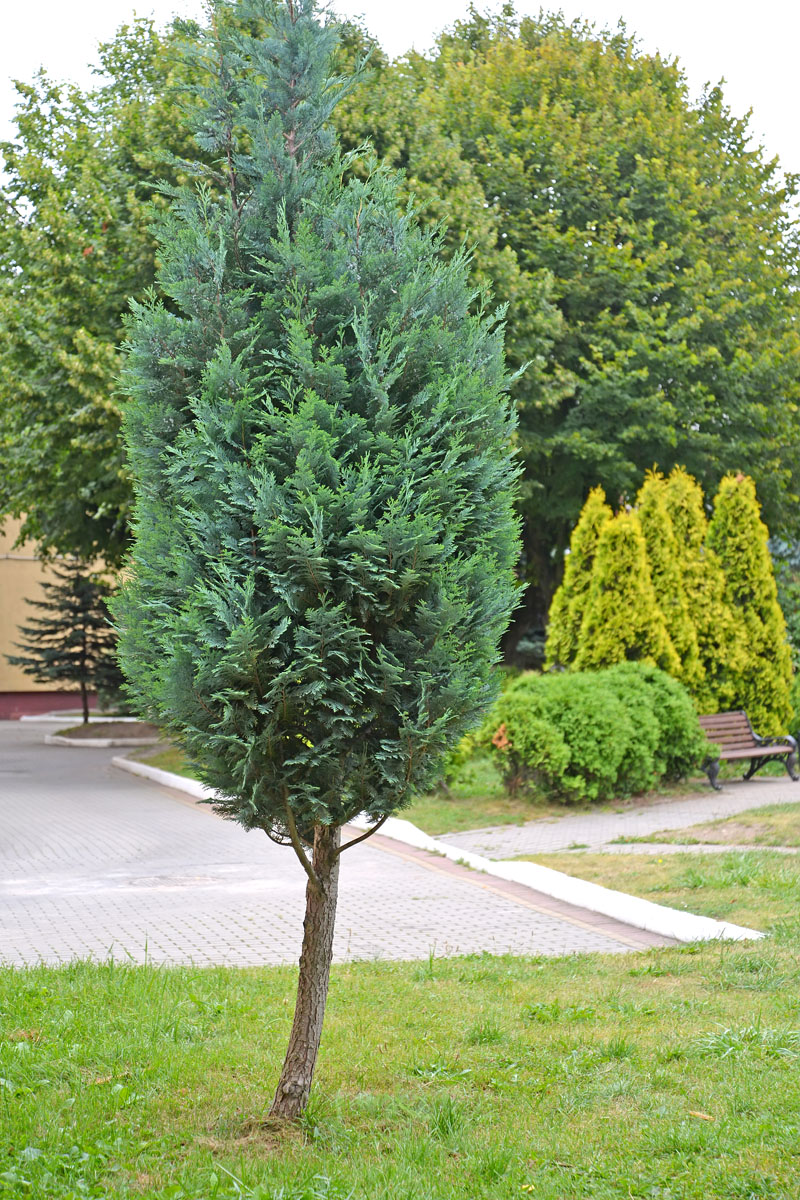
440,775,800,859
0,722,666,967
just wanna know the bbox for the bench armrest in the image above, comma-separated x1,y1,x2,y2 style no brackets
753,733,798,751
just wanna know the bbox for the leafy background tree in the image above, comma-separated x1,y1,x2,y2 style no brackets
5,560,121,723
0,19,198,567
336,5,800,653
116,0,520,1119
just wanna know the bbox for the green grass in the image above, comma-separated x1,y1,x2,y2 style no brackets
615,801,800,849
133,745,196,779
4,937,800,1199
519,849,800,935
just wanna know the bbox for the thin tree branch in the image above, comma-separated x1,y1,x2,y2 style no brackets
337,813,390,856
284,804,322,894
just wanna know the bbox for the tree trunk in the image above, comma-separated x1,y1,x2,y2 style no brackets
80,678,89,725
269,822,341,1120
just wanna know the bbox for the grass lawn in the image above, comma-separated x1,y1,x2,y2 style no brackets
4,930,800,1200
615,801,800,849
518,849,800,936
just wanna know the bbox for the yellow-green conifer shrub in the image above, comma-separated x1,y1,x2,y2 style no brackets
545,486,612,669
707,474,793,731
573,511,679,674
663,467,749,714
636,470,703,694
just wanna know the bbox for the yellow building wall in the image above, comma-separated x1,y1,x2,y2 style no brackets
0,518,60,691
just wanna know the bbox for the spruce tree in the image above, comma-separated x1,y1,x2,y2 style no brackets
663,467,749,714
544,486,612,669
115,0,519,1120
707,474,793,730
635,471,703,694
573,512,679,674
6,559,120,723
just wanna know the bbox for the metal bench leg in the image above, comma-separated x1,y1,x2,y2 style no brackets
743,757,766,781
704,758,722,791
785,749,799,782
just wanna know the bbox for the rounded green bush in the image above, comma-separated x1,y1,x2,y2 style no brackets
602,662,708,781
484,663,705,803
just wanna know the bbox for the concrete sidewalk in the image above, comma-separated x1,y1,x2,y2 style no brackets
439,775,800,859
0,721,669,967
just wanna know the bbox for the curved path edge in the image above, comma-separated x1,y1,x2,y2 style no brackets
112,756,764,946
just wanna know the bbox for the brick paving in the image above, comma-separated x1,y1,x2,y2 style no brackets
0,721,667,967
440,775,800,859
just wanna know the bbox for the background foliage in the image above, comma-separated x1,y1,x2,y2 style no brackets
337,5,800,651
546,471,793,732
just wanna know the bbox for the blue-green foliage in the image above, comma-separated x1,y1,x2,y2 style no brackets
485,664,705,803
115,0,520,838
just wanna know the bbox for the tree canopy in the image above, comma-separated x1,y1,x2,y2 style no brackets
0,19,196,565
337,4,800,651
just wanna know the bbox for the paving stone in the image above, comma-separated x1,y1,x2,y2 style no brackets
0,721,660,966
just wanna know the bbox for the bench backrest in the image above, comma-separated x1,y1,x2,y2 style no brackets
698,710,756,752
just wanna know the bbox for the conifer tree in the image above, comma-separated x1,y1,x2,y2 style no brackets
545,486,611,669
573,512,679,673
663,467,749,713
6,560,120,723
707,474,793,730
635,471,703,693
115,0,519,1120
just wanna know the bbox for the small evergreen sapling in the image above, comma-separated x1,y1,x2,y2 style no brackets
662,467,749,714
573,511,678,674
707,474,793,730
635,470,703,694
6,559,120,723
544,486,612,669
115,0,520,1120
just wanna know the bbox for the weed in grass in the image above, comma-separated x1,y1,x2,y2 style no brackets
695,1022,800,1060
409,1059,471,1082
426,1094,469,1142
466,1019,503,1046
411,947,437,982
521,999,595,1024
713,952,789,993
468,1144,513,1183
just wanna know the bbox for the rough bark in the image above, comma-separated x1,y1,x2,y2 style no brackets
269,822,341,1119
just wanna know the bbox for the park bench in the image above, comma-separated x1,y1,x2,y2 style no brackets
698,710,799,791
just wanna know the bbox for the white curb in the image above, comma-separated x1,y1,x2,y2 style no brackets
113,754,217,801
113,756,764,946
46,735,159,748
21,713,141,724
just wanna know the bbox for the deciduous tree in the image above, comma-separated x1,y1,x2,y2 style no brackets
0,19,196,565
337,7,800,651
